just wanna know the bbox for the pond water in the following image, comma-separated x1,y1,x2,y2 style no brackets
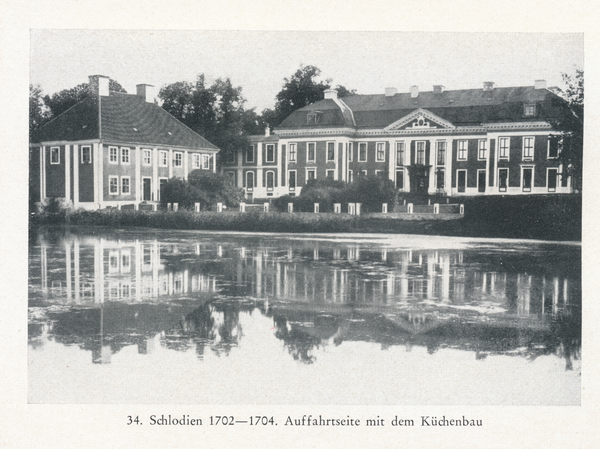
28,227,581,405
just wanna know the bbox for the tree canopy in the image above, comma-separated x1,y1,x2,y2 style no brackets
553,69,583,191
159,74,263,163
265,65,356,128
44,79,127,118
29,84,51,135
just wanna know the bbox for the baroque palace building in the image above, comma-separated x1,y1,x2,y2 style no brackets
222,81,574,201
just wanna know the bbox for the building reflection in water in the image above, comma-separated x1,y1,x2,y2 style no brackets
29,230,580,369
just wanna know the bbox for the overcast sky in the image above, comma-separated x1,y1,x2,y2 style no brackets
30,30,583,112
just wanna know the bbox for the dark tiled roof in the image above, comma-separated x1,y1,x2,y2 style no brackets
32,92,219,151
277,86,569,130
32,96,100,143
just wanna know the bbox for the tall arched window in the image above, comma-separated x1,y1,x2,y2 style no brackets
266,171,275,190
246,171,254,190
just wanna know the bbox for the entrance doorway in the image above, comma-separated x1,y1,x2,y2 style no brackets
457,170,466,193
142,178,152,201
478,170,486,193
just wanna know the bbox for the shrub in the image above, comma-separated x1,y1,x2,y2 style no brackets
160,171,244,211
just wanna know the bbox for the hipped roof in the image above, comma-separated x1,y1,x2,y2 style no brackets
32,92,219,151
278,86,569,130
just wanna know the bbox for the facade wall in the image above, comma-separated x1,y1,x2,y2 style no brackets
251,129,571,199
35,140,217,209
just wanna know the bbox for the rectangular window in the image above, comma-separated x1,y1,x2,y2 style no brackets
326,169,335,179
159,150,168,167
375,170,385,177
522,167,533,192
436,169,445,190
289,143,297,162
143,149,151,166
348,170,353,183
109,176,118,194
499,137,510,159
523,137,534,160
524,103,536,117
478,140,487,160
396,142,405,166
173,152,182,167
547,168,558,192
359,143,367,162
266,144,275,163
499,168,508,192
193,154,200,169
121,177,130,194
347,143,353,162
288,171,296,189
109,146,118,163
307,143,316,163
436,141,445,166
396,170,404,190
548,138,559,159
306,168,316,181
416,141,426,164
327,142,335,161
246,171,254,189
81,146,91,164
361,170,368,176
457,140,468,161
121,147,130,164
376,142,385,162
50,147,61,164
202,154,210,169
246,145,255,163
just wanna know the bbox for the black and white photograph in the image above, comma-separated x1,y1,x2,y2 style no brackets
27,29,583,406
2,2,597,447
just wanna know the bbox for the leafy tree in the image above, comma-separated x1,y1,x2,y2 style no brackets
44,79,127,118
29,84,51,135
159,74,258,163
552,69,583,191
269,65,356,128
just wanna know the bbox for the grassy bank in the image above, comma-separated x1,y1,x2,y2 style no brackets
30,194,581,241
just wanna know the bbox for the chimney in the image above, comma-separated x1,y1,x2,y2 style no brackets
385,87,398,97
136,84,155,103
534,79,547,89
265,126,270,137
410,85,419,98
89,75,110,97
483,81,495,92
324,89,338,100
433,85,445,94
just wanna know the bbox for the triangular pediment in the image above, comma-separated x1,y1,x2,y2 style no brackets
384,108,455,131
